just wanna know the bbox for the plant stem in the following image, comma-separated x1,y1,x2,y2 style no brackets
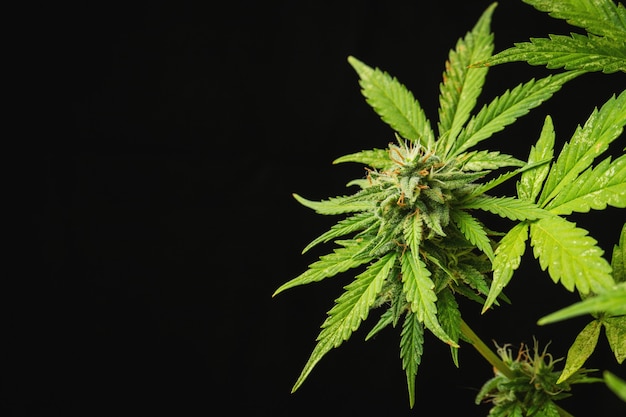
459,319,574,417
459,319,513,378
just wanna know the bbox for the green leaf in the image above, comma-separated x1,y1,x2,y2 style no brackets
475,375,504,404
460,150,525,171
517,115,555,202
291,253,397,392
273,240,374,296
348,56,435,148
530,216,614,294
457,263,492,299
403,210,423,255
437,3,495,156
604,315,626,364
460,196,549,221
400,310,424,408
450,209,495,261
436,287,462,367
546,154,626,215
483,33,626,73
293,191,379,215
450,71,582,157
302,212,378,253
400,249,457,346
538,282,626,324
604,371,626,402
333,148,393,169
613,223,626,283
558,319,601,383
466,158,552,197
539,90,626,207
484,222,529,313
522,0,626,40
365,308,394,341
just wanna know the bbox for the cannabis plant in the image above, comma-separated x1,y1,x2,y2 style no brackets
274,0,625,413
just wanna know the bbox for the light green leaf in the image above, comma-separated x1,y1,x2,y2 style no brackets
293,190,381,215
457,263,492,299
450,71,582,157
483,33,626,73
400,249,457,346
538,282,626,324
460,150,525,171
558,320,601,383
302,212,378,253
604,371,626,402
460,196,549,221
291,253,397,392
539,90,626,207
547,154,626,215
273,240,373,296
400,310,424,408
450,209,495,261
348,56,435,148
613,223,626,283
466,158,552,197
604,316,626,364
333,148,393,169
484,223,529,313
437,3,495,156
522,0,626,40
530,216,614,294
403,210,423,255
517,115,555,202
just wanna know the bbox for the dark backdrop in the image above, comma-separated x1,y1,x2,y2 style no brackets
14,1,625,416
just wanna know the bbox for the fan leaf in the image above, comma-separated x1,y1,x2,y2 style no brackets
450,71,582,157
546,154,626,215
348,56,435,148
291,253,397,392
460,196,549,221
522,0,626,40
539,90,626,207
484,222,530,313
273,240,373,296
530,216,614,294
401,249,457,346
517,115,556,202
437,3,495,156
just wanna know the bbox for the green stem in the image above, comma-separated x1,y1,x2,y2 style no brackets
460,319,513,378
460,319,574,417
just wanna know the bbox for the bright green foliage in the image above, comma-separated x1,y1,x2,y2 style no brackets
536,224,626,392
530,215,613,293
475,340,601,416
558,320,601,383
479,0,626,73
485,91,626,310
275,1,625,409
289,253,397,393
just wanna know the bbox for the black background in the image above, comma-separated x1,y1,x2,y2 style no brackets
13,0,625,416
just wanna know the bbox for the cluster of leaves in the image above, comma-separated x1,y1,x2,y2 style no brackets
537,223,626,402
274,0,625,410
475,339,600,416
484,0,626,407
478,0,626,73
